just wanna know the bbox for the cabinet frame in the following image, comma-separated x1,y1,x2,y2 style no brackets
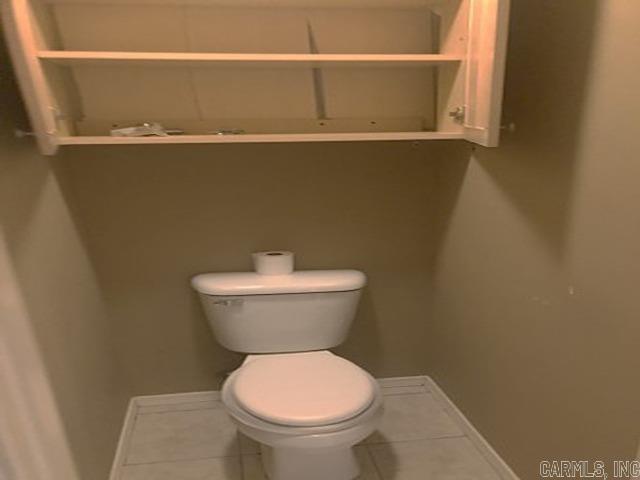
2,0,510,154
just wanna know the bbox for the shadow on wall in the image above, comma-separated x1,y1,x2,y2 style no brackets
435,0,602,262
0,23,46,245
0,28,133,480
428,1,605,478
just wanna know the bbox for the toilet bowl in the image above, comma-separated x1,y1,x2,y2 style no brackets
222,351,383,480
191,266,378,479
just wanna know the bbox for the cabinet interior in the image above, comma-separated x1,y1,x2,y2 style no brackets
32,0,469,137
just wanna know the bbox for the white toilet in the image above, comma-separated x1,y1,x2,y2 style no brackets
191,269,383,480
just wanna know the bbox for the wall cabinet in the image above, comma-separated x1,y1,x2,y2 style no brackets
2,0,510,155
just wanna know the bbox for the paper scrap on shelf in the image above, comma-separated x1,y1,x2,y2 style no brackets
110,122,184,137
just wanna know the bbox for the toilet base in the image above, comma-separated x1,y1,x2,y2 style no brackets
260,443,360,480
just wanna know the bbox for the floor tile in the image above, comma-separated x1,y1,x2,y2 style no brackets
120,457,241,480
240,446,381,480
135,392,220,411
368,437,500,480
366,393,463,444
126,408,239,464
354,446,383,480
114,379,510,480
136,400,221,415
238,432,261,455
240,455,267,480
381,385,428,395
378,377,429,395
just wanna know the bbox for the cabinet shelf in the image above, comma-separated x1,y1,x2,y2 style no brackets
38,51,465,68
58,132,466,145
41,0,447,7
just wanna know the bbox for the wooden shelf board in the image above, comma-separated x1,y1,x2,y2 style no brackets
42,0,446,8
38,51,464,68
57,132,465,145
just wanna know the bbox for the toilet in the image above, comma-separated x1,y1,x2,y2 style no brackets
191,269,382,480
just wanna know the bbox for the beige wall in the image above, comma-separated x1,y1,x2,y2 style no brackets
7,1,640,478
0,32,131,479
430,1,640,478
56,141,438,395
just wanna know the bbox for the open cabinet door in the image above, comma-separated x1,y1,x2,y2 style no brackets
2,0,61,155
463,0,510,147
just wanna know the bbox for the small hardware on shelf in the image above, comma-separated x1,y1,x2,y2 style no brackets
211,128,246,136
164,129,186,136
110,123,184,137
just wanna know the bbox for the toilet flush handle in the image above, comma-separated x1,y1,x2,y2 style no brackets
212,299,243,307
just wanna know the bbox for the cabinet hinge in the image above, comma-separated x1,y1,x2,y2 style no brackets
448,106,466,124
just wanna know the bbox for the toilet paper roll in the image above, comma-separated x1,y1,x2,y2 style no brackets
252,251,295,275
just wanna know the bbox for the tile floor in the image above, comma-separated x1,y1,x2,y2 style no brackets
113,378,504,480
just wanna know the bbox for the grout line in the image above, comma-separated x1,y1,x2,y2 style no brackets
364,444,384,480
136,406,222,416
364,433,467,447
237,454,246,480
380,390,430,397
133,391,221,407
121,408,141,467
123,453,244,467
139,400,219,407
378,380,427,387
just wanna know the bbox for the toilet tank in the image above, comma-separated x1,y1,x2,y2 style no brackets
191,270,366,353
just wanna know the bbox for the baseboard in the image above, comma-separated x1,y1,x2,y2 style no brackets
108,376,518,480
133,390,220,407
424,376,520,480
107,397,137,480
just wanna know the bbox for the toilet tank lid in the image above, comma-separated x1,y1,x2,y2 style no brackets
191,270,366,296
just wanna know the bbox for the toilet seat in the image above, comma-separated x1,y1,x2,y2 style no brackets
230,351,375,427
